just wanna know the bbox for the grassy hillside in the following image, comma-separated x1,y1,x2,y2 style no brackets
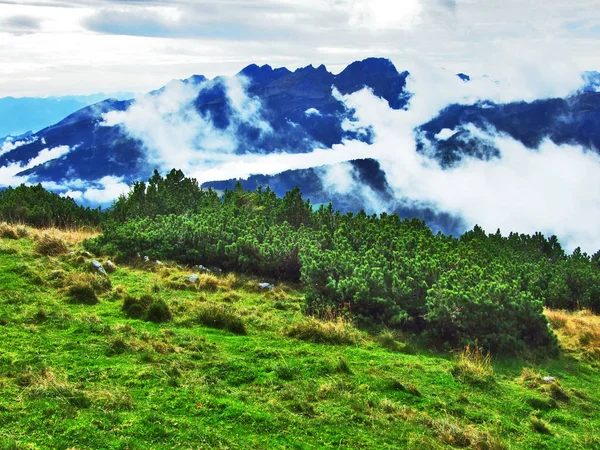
1,224,600,449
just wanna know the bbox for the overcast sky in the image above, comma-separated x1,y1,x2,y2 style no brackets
0,0,599,97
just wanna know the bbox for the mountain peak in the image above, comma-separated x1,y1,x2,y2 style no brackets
239,63,292,85
333,57,409,109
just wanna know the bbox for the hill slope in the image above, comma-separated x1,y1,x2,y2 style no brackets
1,225,599,449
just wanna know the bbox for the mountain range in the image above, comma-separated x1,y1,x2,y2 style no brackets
0,58,599,238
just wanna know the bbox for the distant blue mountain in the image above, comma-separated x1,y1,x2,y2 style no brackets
0,92,134,137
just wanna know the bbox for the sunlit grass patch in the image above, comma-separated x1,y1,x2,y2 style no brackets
35,233,69,256
284,316,361,345
192,303,246,335
545,308,600,361
452,345,494,385
0,223,19,240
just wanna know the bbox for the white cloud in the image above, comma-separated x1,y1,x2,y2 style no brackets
1,137,35,156
101,74,274,176
435,128,456,141
0,144,72,187
79,175,129,204
305,108,321,116
347,0,423,30
0,0,599,96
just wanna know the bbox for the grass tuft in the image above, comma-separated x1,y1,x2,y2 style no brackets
194,303,246,334
452,345,494,385
0,223,19,240
122,294,171,323
284,317,360,345
35,234,69,256
530,416,552,434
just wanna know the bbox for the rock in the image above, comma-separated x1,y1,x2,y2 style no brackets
258,282,275,290
143,256,149,263
105,260,117,273
543,376,556,383
91,260,107,276
188,274,199,283
156,260,163,265
210,266,223,274
197,265,211,273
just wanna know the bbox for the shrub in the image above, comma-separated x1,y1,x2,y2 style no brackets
285,317,360,345
452,345,494,385
194,303,246,334
35,234,68,256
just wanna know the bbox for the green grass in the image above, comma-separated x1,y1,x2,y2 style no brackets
1,232,600,449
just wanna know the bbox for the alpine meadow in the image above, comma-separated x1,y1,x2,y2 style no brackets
2,0,600,448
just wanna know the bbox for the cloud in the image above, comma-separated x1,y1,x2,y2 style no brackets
0,144,72,187
101,74,271,175
305,108,321,116
78,175,129,203
0,136,37,156
314,79,600,253
48,175,129,204
1,14,41,35
347,0,423,30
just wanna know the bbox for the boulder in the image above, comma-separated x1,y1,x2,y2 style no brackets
258,282,275,290
106,260,117,273
188,274,199,283
91,260,107,276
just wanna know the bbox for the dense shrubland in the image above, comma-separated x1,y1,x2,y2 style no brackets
3,170,599,353
0,183,103,228
77,169,600,353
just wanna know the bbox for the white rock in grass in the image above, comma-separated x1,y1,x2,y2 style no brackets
188,274,199,283
91,260,107,276
258,282,275,290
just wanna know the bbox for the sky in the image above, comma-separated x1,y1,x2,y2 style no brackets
1,0,600,97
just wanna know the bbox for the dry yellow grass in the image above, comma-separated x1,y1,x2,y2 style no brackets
545,308,600,361
284,316,361,345
1,222,99,245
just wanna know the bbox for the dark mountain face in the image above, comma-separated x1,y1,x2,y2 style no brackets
416,92,600,167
